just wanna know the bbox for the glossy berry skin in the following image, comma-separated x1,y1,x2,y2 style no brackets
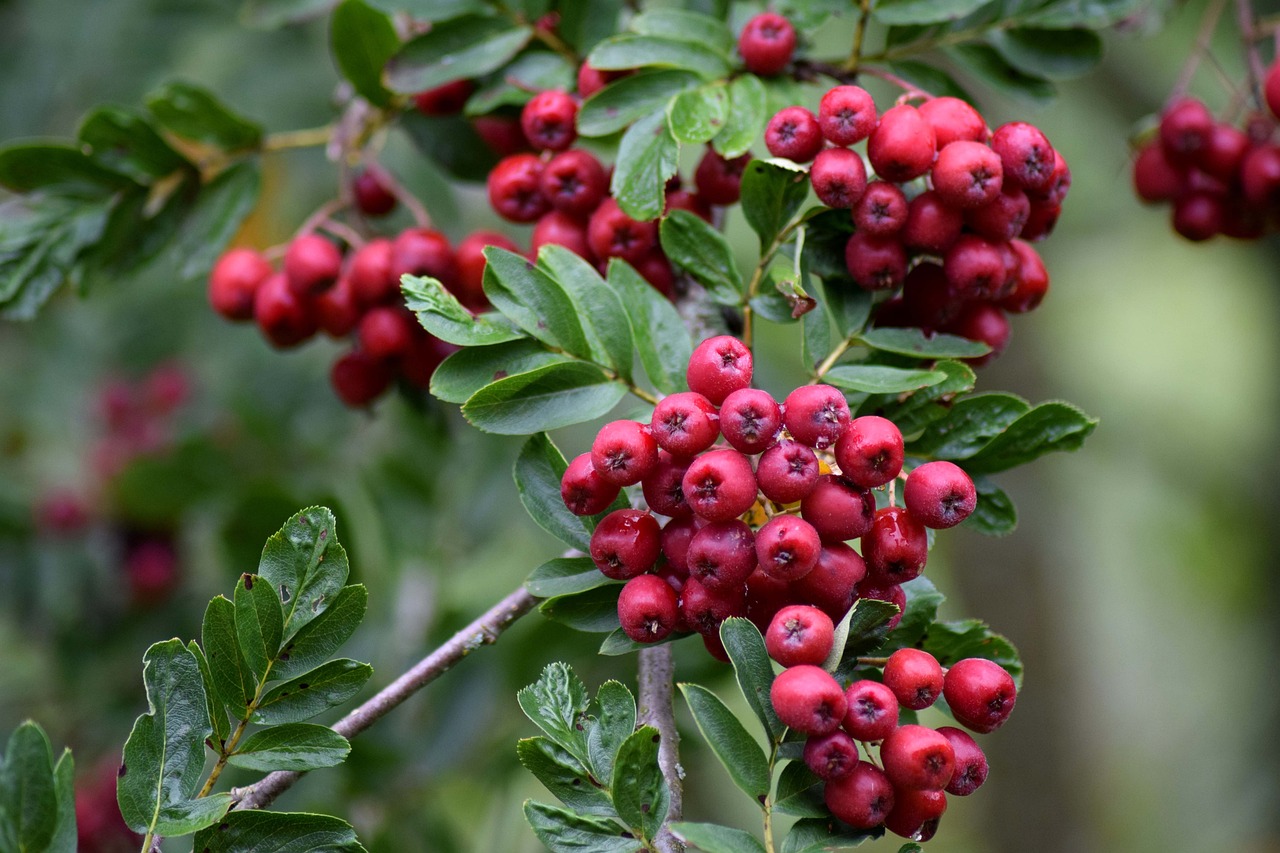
756,515,822,580
456,231,518,309
1132,142,1185,203
680,576,747,634
810,147,868,209
358,306,416,360
818,85,877,146
918,96,987,148
738,12,796,76
947,302,1011,366
800,475,876,543
966,183,1031,243
254,273,317,348
694,149,751,206
1158,99,1213,166
868,105,936,182
842,679,899,741
539,149,607,217
824,762,895,829
932,141,1004,209
209,248,272,320
944,234,1007,300
791,543,866,622
391,228,459,287
904,461,977,528
531,210,593,259
845,231,908,291
884,648,945,711
1001,239,1049,313
884,787,947,841
938,726,989,795
561,452,621,515
521,90,578,151
783,384,850,449
756,440,820,504
618,574,681,643
686,335,752,404
330,349,394,407
765,106,824,163
992,121,1056,193
835,416,903,489
943,658,1017,733
804,731,859,781
765,604,834,666
881,724,956,791
487,154,549,223
641,451,693,519
853,181,909,237
862,507,929,586
587,198,658,264
903,191,963,254
591,420,659,487
719,388,782,454
284,234,342,296
347,238,396,307
682,448,757,522
686,519,757,591
590,509,662,579
650,392,719,456
352,171,396,217
413,79,474,115
770,665,847,735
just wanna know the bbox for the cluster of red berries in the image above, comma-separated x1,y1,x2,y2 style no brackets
558,335,979,660
769,641,1015,840
764,85,1066,364
1132,61,1280,241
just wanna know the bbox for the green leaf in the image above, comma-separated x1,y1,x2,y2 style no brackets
659,209,744,305
823,284,873,341
1022,0,1142,28
257,507,350,641
203,595,253,717
605,259,691,395
857,327,989,359
987,28,1104,80
922,619,1023,686
909,392,1031,459
118,640,230,836
536,245,635,381
526,557,615,599
740,159,809,252
780,817,883,852
670,822,767,853
483,247,589,355
802,287,834,372
880,576,945,653
145,82,262,150
667,83,729,145
228,724,350,772
274,584,367,681
557,0,623,54
173,161,261,281
48,749,75,853
253,659,372,725
773,762,826,818
679,684,770,804
539,585,623,633
384,14,532,92
189,641,232,745
241,0,339,29
858,359,975,437
514,434,597,554
517,738,616,816
517,662,592,767
898,843,924,853
611,109,680,222
330,0,400,107
961,401,1098,474
463,362,626,434
0,143,135,195
825,365,949,394
464,51,576,116
399,112,499,182
523,801,637,853
835,598,903,674
713,74,767,159
0,722,57,852
401,274,524,347
597,628,687,656
78,106,189,181
611,726,669,840
587,680,636,783
588,34,731,80
192,810,365,852
719,618,783,740
578,69,702,137
964,476,1017,536
235,573,284,684
631,8,734,52
431,340,566,404
367,0,484,20
872,0,994,25
945,43,1057,105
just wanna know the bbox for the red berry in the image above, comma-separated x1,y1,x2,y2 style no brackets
745,566,793,632
665,188,713,221
694,149,750,205
818,85,877,146
1158,98,1213,166
687,519,757,591
521,90,578,152
783,384,850,449
852,180,908,237
943,658,1017,733
1031,149,1071,204
577,62,626,98
991,121,1057,192
904,460,976,528
738,12,796,76
390,228,459,289
756,515,822,581
1172,191,1224,241
633,251,677,296
900,262,959,331
413,79,474,116
1241,143,1280,206
640,450,692,520
765,604,834,666
1132,141,1185,203
539,149,608,217
315,277,361,337
401,333,454,388
881,724,955,791
686,335,752,404
591,420,659,487
347,238,396,307
943,234,1007,300
650,391,719,456
126,538,179,607
330,349,394,407
561,452,621,515
660,515,701,573
931,140,1004,209
844,231,908,291
1267,60,1280,119
590,509,662,579
842,680,899,742
352,170,397,217
861,506,928,585
868,105,936,183
681,576,747,634
208,248,271,321
791,543,866,622
824,762,895,829
473,114,531,157
756,439,820,504
966,183,1031,242
810,147,868,209
884,648,944,711
456,231,518,310
770,665,847,735
488,153,550,223
835,416,903,489
1021,199,1062,241
854,580,906,630
254,273,317,348
903,190,963,255
587,198,658,264
681,448,757,522
1195,123,1250,182
804,731,859,781
945,302,1010,366
618,574,681,642
284,234,342,296
532,210,593,260
800,475,876,543
884,787,947,840
1000,239,1049,313
765,106,824,163
358,306,416,360
918,96,987,148
938,726,989,796
719,388,782,455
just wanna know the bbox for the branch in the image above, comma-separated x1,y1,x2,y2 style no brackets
637,644,684,853
229,585,539,812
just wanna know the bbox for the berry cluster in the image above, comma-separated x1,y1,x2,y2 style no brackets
766,87,1067,365
770,646,1015,840
559,335,979,660
1132,60,1280,241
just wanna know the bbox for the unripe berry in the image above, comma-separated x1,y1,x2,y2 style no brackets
770,665,847,735
650,392,719,456
943,658,1017,733
487,153,550,223
641,450,693,519
862,507,929,585
738,12,796,76
842,679,899,742
931,140,1004,209
209,248,272,321
618,574,680,642
937,726,989,796
818,85,877,146
591,420,659,487
918,96,987,147
756,515,822,581
852,180,909,237
765,604,834,666
587,198,658,264
904,461,977,528
681,448,757,522
719,388,782,455
284,234,342,296
884,648,945,711
835,416,903,489
824,762,895,829
992,121,1057,192
783,384,849,449
804,731,860,781
810,147,868,209
686,520,757,591
521,90,578,152
590,509,662,579
765,106,823,163
881,724,955,791
800,475,876,543
539,149,607,217
791,543,866,622
867,105,936,182
756,440,820,504
561,452,621,515
352,170,396,217
254,273,317,348
686,335,752,404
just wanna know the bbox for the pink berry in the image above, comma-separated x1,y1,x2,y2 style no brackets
738,12,796,76
765,604,835,667
591,420,659,487
782,384,850,449
904,461,977,528
834,416,903,489
686,336,752,404
818,85,877,146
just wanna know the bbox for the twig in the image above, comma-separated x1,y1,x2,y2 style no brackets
1169,0,1230,101
367,161,433,229
294,199,346,239
261,125,332,153
1236,0,1268,108
230,586,538,812
637,645,683,853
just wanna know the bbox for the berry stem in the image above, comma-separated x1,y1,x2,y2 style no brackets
261,125,333,153
812,338,852,380
857,65,934,100
367,161,433,228
1169,0,1230,102
847,0,874,72
1236,0,1268,108
637,644,684,852
294,198,347,240
227,586,538,812
318,217,367,249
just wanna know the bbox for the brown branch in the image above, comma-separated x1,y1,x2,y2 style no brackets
637,645,684,853
229,585,539,812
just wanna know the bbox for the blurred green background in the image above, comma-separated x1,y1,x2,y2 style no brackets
1,1,1278,851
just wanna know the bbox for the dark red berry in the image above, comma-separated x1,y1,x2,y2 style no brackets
591,420,659,487
881,724,955,791
765,106,824,163
330,349,394,407
694,149,750,206
770,664,847,735
854,580,906,630
209,248,271,321
868,105,936,183
456,231,518,310
904,461,976,528
1158,98,1213,166
590,509,662,579
791,543,866,622
650,392,719,456
618,574,680,642
680,576,747,634
824,762,895,829
804,731,859,781
587,198,658,264
254,273,317,348
561,452,621,515
945,302,1010,366
901,262,959,331
1195,123,1249,182
835,416,904,489
660,515,701,574
521,90,578,152
800,475,876,543
473,114,530,157
937,726,989,796
862,507,928,585
413,80,474,116
284,234,342,296
1172,191,1224,241
818,85,877,146
756,440,820,504
853,180,909,237
539,148,607,217
314,277,359,337
845,231,908,291
532,210,593,260
1000,239,1049,313
903,190,963,255
810,147,868,209
932,141,1004,209
943,658,1017,733
745,566,793,632
738,12,796,76
686,335,752,404
966,183,1031,242
686,519,757,591
765,604,834,666
390,228,459,289
487,153,550,223
681,448,757,522
1021,199,1061,241
943,234,1007,299
756,515,822,581
884,787,947,840
992,121,1057,193
641,450,693,519
719,388,782,454
358,306,416,360
1132,141,1185,203
842,680,899,742
352,170,397,217
347,238,396,307
1267,60,1280,119
884,648,945,711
